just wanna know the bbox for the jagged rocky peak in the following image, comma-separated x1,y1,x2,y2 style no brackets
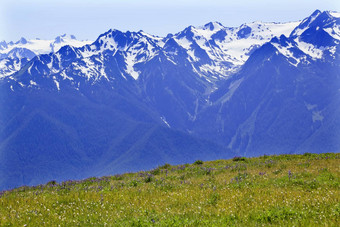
54,34,77,43
99,29,141,40
95,29,131,47
163,37,183,52
15,37,28,45
202,22,224,31
93,28,160,53
309,10,339,27
175,22,226,41
311,9,322,17
0,40,7,50
288,10,340,48
176,25,196,39
290,10,339,38
270,34,290,47
54,36,62,44
57,45,79,59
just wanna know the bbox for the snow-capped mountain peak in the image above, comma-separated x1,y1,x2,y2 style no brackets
267,10,340,68
290,10,340,39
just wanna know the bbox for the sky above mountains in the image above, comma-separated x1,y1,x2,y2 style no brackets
1,0,339,42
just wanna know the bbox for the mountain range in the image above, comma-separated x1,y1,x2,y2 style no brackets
0,10,339,190
0,34,92,78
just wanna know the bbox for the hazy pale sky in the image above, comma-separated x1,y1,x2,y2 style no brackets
1,0,339,42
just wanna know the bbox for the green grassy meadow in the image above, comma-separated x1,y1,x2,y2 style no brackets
0,153,339,226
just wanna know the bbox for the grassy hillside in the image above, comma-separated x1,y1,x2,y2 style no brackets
0,153,339,226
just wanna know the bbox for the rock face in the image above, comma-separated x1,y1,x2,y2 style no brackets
0,10,339,190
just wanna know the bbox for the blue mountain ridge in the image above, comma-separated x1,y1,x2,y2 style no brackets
0,10,339,190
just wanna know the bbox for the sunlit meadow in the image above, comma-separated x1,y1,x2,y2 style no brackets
0,153,339,226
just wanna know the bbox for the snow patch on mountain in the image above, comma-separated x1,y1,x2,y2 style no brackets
125,52,140,80
329,11,340,18
324,25,340,40
312,111,324,122
53,78,60,91
161,116,171,128
0,58,26,78
295,41,323,59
